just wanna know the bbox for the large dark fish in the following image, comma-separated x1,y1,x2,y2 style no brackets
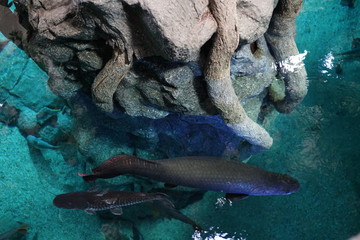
79,155,300,198
53,189,174,215
53,189,202,230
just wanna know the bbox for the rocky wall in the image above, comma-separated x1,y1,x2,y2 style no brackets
0,0,307,156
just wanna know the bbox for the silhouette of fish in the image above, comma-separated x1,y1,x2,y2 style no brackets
79,155,300,199
53,189,202,230
53,189,174,215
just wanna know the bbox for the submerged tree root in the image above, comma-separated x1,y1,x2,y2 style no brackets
92,49,132,113
266,0,308,113
204,0,273,153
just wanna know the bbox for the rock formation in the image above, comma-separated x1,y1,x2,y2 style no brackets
1,0,308,155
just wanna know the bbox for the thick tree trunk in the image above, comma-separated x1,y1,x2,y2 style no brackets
266,0,308,113
92,49,132,113
204,0,273,153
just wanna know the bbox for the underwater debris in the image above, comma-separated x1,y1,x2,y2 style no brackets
0,224,28,240
80,154,300,197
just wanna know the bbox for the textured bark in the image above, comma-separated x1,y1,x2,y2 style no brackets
204,0,273,151
265,0,308,113
92,49,132,112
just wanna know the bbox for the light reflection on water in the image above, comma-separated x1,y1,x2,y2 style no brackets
192,227,247,240
214,197,232,208
277,50,308,73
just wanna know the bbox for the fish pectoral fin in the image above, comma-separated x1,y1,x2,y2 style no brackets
96,188,109,196
104,197,117,205
225,193,249,201
85,209,96,215
164,183,178,188
110,207,123,215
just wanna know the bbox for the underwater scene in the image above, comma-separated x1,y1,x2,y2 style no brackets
0,0,359,239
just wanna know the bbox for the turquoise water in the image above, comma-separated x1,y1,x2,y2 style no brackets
1,0,359,239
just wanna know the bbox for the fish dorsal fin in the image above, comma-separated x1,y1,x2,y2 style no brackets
92,154,157,173
110,207,123,215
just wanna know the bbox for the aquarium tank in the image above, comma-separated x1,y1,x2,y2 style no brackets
0,0,359,239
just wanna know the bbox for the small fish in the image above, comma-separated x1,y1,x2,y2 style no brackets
26,135,60,150
53,189,174,215
0,224,28,240
335,47,360,62
79,155,300,198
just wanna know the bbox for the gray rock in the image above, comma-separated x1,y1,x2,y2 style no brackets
57,108,75,134
36,106,61,125
13,0,289,119
10,0,307,155
77,50,103,71
38,124,61,143
115,58,216,117
40,44,74,63
17,107,38,130
237,0,278,43
123,0,217,61
114,41,276,119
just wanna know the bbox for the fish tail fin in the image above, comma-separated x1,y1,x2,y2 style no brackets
78,172,97,182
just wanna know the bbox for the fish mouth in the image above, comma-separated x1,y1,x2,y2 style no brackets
283,177,300,194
